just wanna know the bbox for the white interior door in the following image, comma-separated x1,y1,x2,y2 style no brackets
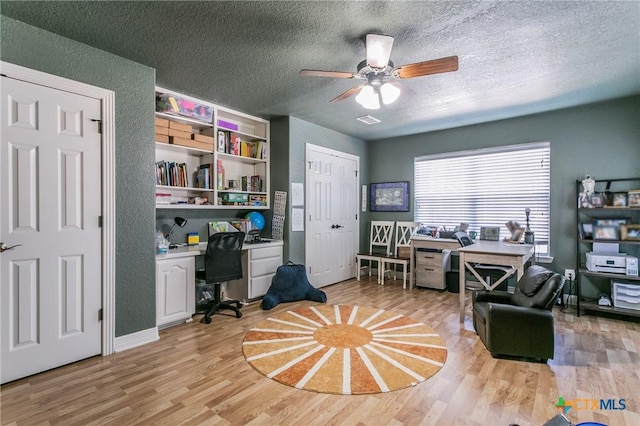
306,144,359,288
1,77,103,384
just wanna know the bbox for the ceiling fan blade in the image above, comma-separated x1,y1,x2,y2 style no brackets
300,69,354,78
366,34,394,68
329,85,365,103
396,56,459,79
389,80,416,96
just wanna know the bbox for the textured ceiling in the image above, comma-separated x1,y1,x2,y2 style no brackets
2,1,639,141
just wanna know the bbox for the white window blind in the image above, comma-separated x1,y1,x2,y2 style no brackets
414,142,551,255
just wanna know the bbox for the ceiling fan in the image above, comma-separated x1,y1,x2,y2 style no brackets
300,34,458,109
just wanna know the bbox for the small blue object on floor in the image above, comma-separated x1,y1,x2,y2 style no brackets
261,261,327,310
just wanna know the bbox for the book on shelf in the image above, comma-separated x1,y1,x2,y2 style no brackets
216,159,225,190
217,130,227,153
156,160,189,187
229,133,240,156
197,163,211,189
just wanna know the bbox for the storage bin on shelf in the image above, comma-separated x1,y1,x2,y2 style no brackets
612,281,640,310
156,94,214,122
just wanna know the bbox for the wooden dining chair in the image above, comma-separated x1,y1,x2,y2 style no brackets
356,221,394,283
380,221,420,288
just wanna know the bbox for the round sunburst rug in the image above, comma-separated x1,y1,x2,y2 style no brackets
242,304,447,395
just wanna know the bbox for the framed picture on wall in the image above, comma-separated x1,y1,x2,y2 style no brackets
369,181,410,212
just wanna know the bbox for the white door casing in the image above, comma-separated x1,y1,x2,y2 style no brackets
305,144,359,288
0,63,115,383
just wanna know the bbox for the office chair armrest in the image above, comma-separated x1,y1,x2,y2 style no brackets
472,290,512,305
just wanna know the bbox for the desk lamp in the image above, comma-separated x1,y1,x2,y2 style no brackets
524,208,535,244
167,216,187,249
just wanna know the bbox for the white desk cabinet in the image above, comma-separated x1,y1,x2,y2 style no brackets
226,244,283,302
156,256,195,328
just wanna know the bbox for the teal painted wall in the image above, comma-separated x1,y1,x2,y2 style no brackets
368,96,640,298
271,117,369,264
1,16,157,336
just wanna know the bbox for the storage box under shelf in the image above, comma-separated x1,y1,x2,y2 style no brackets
612,281,640,311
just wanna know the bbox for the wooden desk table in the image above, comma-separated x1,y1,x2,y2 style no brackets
458,241,534,322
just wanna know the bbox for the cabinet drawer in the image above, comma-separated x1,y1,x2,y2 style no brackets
416,251,443,267
251,256,282,277
415,270,445,289
613,282,640,310
250,273,275,299
250,245,282,261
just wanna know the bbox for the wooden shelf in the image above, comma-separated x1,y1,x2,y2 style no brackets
580,301,640,318
156,204,215,209
156,185,215,193
217,152,267,164
579,268,640,281
155,142,212,156
155,111,213,130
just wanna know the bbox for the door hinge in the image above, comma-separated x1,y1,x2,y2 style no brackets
355,170,358,177
98,215,103,227
98,309,103,321
90,118,103,134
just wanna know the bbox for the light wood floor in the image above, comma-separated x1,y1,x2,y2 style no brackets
2,277,639,426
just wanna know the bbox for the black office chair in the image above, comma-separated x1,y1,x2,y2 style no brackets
197,231,245,324
454,231,511,291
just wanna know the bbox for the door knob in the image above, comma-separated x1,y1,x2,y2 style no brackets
335,225,344,229
0,243,22,253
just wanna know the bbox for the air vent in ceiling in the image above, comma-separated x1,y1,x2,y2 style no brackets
356,115,381,125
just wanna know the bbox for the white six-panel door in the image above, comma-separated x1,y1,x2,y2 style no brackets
1,77,102,383
305,144,359,288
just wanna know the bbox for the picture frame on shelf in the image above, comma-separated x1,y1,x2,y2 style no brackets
589,193,605,208
594,217,630,228
628,190,640,207
620,224,640,241
369,181,410,212
612,192,628,207
593,225,619,240
579,222,593,240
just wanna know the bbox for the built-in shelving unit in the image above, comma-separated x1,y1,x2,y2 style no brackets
154,86,270,210
575,177,640,318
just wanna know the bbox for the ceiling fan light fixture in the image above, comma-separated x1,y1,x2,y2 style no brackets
355,85,380,109
366,34,394,68
380,82,401,105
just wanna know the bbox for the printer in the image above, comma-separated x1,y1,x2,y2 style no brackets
586,252,639,276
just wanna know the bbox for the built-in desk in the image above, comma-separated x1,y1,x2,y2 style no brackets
155,239,283,328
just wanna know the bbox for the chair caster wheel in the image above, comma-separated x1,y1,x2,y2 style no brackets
202,316,212,324
236,311,243,318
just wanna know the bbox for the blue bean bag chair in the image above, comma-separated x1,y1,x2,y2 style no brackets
261,261,327,310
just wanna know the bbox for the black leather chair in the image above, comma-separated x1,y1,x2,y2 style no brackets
197,231,245,324
472,265,565,361
453,231,511,291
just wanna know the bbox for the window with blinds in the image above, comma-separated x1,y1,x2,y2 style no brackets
414,142,551,256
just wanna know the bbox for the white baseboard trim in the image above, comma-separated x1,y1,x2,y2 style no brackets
114,327,159,353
